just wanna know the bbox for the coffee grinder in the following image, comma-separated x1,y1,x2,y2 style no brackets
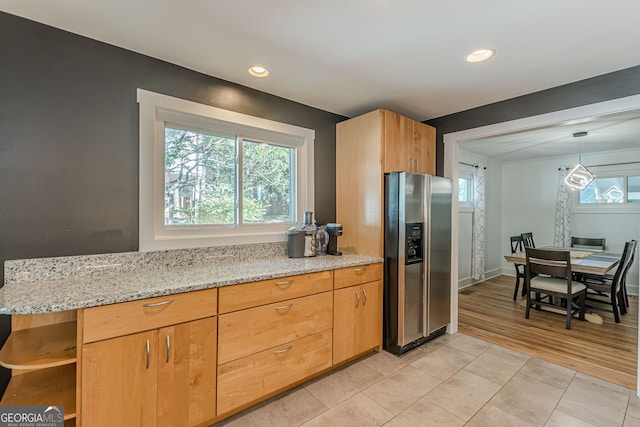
326,223,343,256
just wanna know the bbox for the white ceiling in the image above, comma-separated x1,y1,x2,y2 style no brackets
461,109,640,162
2,0,640,122
2,1,640,161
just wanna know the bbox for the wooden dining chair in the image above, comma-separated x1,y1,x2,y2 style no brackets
521,232,535,248
621,240,637,311
510,235,526,300
571,236,606,250
571,237,606,283
581,240,635,323
525,247,586,329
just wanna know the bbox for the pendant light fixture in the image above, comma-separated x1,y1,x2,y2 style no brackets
564,131,594,190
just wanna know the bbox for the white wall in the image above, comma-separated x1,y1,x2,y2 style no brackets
499,148,640,294
457,152,503,288
458,147,640,295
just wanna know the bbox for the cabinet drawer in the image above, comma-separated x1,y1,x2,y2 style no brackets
334,263,383,289
218,292,332,364
217,330,332,415
218,271,333,313
82,289,217,343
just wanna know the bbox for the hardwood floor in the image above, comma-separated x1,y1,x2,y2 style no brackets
458,275,638,390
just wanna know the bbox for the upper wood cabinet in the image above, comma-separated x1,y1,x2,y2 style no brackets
336,109,436,257
412,120,436,174
383,110,435,174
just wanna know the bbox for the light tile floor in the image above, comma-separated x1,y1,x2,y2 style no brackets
216,333,640,426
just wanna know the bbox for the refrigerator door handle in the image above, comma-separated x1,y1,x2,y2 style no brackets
423,176,429,337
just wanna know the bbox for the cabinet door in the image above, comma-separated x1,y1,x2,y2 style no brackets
157,317,217,427
82,330,158,427
333,286,361,364
383,110,413,173
413,121,436,175
358,280,382,353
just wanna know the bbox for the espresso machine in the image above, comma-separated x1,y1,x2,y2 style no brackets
326,223,343,256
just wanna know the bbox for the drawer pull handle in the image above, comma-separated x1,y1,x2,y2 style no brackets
275,303,294,311
274,346,292,354
354,267,367,273
166,335,171,364
275,280,293,287
143,299,175,308
145,340,151,369
363,289,368,306
355,290,360,308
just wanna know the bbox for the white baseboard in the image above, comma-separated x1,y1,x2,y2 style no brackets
458,267,503,290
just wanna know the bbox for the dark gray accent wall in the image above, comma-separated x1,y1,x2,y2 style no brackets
0,11,346,391
426,65,640,176
0,11,346,262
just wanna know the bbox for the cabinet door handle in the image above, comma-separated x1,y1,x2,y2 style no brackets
355,290,360,308
143,299,174,308
274,280,293,287
275,303,293,311
166,335,171,364
353,267,367,273
362,289,368,306
274,346,292,354
416,160,419,171
145,339,151,369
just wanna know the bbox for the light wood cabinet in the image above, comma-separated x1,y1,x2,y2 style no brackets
0,263,382,426
218,271,333,314
337,109,436,256
216,272,334,418
0,311,78,425
334,263,383,290
81,330,158,427
333,280,382,365
217,330,332,415
218,292,332,364
82,317,216,427
383,110,435,174
80,289,217,427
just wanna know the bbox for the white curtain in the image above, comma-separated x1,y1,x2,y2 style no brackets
554,167,572,247
472,166,486,280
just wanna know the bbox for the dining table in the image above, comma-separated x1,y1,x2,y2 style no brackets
504,246,622,324
504,246,621,276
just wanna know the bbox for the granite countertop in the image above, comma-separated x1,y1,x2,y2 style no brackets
0,253,382,314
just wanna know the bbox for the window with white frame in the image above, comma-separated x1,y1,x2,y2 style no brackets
578,172,640,205
138,89,315,251
458,165,474,208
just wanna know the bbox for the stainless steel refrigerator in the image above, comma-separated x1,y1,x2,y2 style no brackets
384,172,452,355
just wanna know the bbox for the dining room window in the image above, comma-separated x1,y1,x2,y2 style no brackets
579,175,640,204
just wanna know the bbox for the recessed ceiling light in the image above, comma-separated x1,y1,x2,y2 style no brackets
466,49,495,63
248,65,269,77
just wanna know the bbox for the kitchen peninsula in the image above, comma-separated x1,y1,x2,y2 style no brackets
0,243,382,426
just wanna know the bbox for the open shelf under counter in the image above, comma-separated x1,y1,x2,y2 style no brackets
1,363,77,421
0,321,77,370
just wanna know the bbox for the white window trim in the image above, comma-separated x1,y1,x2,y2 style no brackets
138,89,315,251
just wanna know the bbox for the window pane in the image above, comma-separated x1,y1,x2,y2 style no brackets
164,127,236,225
579,177,625,204
242,140,294,224
458,177,473,204
628,176,640,203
